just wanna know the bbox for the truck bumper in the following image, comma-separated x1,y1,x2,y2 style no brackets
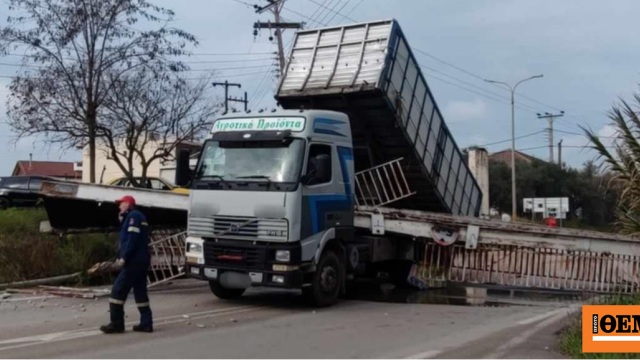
185,239,308,289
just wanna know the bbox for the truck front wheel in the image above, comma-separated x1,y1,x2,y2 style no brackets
208,280,246,300
303,250,343,307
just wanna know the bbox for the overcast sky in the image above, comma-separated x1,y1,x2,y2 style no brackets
0,0,637,176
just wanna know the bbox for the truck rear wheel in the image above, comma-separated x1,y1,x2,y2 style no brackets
208,280,246,300
304,250,343,307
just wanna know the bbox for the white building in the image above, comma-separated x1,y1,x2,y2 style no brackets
81,137,201,184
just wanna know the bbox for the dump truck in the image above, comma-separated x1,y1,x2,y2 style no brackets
37,19,639,302
177,19,483,306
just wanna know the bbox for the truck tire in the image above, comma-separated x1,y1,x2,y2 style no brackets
304,250,343,307
208,280,246,300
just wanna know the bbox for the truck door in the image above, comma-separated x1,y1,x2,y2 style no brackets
300,143,351,238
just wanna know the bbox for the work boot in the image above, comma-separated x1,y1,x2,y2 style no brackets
132,324,153,333
100,323,124,334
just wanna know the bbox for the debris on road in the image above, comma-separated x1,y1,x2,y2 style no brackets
182,315,190,319
196,324,206,328
5,286,109,300
0,272,81,291
0,292,11,299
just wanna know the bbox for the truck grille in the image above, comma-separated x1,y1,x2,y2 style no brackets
188,215,288,242
203,241,265,268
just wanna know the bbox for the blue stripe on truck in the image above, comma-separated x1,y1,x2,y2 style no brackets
307,145,354,234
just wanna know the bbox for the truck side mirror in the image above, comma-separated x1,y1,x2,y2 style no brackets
175,149,192,187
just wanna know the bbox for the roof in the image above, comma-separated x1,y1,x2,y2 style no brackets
489,149,542,165
12,161,81,178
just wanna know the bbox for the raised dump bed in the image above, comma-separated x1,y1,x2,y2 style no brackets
275,19,482,217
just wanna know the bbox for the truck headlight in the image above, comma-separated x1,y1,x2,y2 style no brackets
187,243,203,253
275,250,290,262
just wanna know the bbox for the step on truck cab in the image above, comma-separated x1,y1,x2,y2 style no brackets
179,110,357,306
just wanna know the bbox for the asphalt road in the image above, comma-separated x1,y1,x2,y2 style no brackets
0,280,578,358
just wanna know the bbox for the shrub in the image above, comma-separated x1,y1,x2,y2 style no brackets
0,208,117,284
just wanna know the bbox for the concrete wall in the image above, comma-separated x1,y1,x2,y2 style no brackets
467,147,490,217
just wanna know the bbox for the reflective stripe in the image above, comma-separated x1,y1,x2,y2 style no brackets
127,226,140,233
141,222,149,226
109,298,125,305
136,302,150,308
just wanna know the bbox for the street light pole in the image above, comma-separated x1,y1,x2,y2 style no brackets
484,74,543,221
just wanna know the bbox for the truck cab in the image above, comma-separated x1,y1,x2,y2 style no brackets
179,109,355,306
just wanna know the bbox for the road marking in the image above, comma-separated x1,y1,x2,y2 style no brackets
485,304,581,359
516,308,567,325
404,305,582,359
0,305,262,352
404,350,441,359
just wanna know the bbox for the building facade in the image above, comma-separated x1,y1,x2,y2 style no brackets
81,138,201,184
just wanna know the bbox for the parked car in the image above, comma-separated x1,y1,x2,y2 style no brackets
0,176,49,209
107,176,189,194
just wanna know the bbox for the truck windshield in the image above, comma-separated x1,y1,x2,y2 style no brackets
195,138,305,183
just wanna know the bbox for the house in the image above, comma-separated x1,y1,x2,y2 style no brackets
12,160,82,179
489,149,542,167
82,138,201,184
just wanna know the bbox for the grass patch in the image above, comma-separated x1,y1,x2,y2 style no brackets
558,294,640,359
0,208,117,284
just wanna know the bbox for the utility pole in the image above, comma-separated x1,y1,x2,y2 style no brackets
536,111,564,163
485,74,543,221
558,139,563,168
212,81,242,114
228,91,249,112
253,0,303,76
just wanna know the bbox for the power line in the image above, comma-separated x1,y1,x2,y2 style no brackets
2,51,275,57
344,0,364,18
0,69,272,81
476,131,544,148
317,0,343,26
554,128,617,139
306,0,357,23
517,144,613,152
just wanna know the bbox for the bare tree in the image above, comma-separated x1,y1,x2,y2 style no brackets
97,68,218,187
0,0,197,182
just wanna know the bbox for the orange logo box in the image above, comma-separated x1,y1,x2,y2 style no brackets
582,305,640,353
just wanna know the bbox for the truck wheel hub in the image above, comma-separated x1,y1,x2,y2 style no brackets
320,266,337,292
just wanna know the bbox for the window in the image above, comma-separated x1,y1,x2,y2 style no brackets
150,179,171,190
305,144,332,185
195,138,305,183
28,177,42,191
112,178,127,186
3,177,28,189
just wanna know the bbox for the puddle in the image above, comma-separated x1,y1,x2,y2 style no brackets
347,280,587,307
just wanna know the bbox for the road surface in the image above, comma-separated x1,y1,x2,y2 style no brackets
0,280,577,358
